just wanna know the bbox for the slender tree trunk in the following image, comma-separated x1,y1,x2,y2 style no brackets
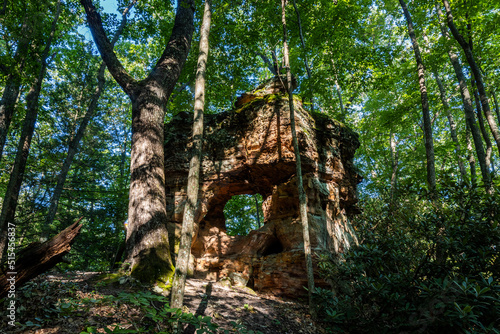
466,125,477,185
331,60,345,118
257,52,277,76
0,1,61,261
170,0,211,316
281,0,315,315
345,95,356,113
81,0,195,282
291,0,314,112
436,5,490,188
492,90,500,122
389,132,399,209
254,195,261,229
44,1,135,235
0,18,31,163
399,0,436,193
443,0,500,156
0,0,6,15
473,81,492,171
433,72,468,181
43,63,105,234
0,81,22,164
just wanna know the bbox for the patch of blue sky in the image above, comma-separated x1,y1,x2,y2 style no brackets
77,0,135,43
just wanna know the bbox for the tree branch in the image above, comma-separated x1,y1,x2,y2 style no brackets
80,0,137,96
256,51,277,75
147,0,195,99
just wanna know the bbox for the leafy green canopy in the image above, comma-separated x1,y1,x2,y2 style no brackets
223,194,264,236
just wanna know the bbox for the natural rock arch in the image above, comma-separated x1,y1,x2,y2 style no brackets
164,78,360,296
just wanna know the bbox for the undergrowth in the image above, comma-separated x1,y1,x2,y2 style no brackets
316,181,500,333
0,275,261,334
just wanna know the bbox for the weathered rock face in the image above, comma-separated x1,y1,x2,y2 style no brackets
164,78,360,297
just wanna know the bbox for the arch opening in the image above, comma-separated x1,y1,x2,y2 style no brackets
223,194,264,236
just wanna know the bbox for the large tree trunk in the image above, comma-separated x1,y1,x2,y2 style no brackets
433,72,468,181
81,0,195,283
281,0,315,315
44,1,135,236
0,2,61,261
442,0,500,156
170,0,211,316
0,219,82,299
436,5,490,188
399,0,436,193
123,88,175,282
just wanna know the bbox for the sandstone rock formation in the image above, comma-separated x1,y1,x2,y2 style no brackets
164,78,361,297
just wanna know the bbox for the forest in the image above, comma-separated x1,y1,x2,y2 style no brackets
0,0,499,333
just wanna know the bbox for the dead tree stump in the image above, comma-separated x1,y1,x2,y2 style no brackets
0,218,83,298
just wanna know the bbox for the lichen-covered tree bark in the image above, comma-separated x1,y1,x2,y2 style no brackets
281,0,315,315
170,0,211,315
399,0,436,193
81,0,195,283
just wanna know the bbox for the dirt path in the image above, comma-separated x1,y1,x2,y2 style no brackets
181,279,321,333
0,272,326,334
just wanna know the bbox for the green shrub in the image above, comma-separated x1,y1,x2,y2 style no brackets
317,182,500,333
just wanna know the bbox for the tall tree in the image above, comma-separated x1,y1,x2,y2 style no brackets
0,0,62,261
465,125,477,185
331,60,346,119
473,80,493,171
254,194,261,229
442,0,500,156
399,0,436,193
44,1,136,233
80,0,195,282
170,0,211,317
435,5,490,187
291,0,314,112
389,132,399,208
0,11,33,163
281,0,315,315
433,72,468,181
492,90,500,122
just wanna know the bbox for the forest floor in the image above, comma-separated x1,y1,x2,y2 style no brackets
1,271,329,334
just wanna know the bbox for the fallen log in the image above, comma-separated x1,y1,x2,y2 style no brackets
0,218,83,299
